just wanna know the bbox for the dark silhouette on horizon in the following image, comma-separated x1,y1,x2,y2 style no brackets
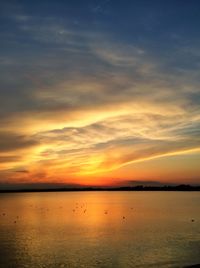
0,184,199,193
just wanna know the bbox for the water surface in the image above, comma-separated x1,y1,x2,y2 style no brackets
0,191,199,268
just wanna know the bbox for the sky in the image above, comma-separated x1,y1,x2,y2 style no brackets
0,0,200,188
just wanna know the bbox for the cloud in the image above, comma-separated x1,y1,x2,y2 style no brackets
0,5,200,185
14,170,29,173
0,131,38,152
114,180,168,187
0,155,22,163
91,0,111,15
12,110,198,180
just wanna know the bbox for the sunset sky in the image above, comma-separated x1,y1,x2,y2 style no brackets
0,0,200,188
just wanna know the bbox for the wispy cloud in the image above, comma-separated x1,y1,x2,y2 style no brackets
0,2,200,185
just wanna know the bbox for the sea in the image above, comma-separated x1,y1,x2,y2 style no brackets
0,191,199,268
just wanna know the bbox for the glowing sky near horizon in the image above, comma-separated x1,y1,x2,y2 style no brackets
0,0,200,187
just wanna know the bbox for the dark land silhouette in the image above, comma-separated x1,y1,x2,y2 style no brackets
0,184,200,193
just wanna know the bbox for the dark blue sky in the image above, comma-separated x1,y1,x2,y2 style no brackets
1,0,200,72
1,1,200,40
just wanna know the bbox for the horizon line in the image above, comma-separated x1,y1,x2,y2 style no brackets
0,184,200,193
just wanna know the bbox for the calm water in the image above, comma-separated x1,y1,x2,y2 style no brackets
0,191,199,268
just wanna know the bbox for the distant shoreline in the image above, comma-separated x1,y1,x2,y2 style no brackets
0,185,200,193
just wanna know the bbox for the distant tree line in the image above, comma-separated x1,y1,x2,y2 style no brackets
0,184,200,193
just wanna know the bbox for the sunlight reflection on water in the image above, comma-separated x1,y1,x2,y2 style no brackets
0,191,200,268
